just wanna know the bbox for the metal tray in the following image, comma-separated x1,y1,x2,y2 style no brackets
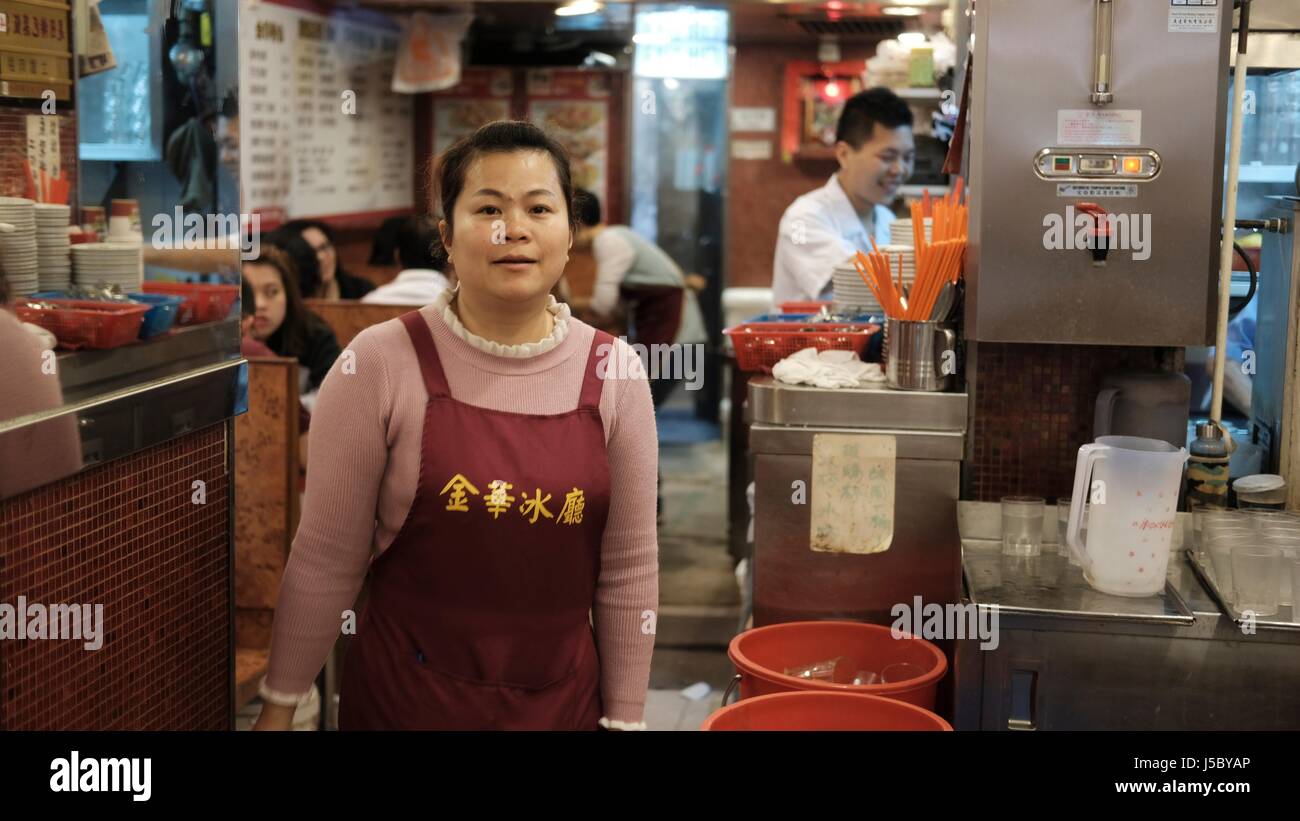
963,540,1195,624
1184,548,1300,632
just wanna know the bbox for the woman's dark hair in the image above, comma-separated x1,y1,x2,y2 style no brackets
243,246,320,359
240,277,254,317
282,218,335,244
269,230,323,299
281,218,353,283
433,120,575,254
0,270,9,305
573,188,602,229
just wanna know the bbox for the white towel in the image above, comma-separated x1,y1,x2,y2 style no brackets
771,347,884,389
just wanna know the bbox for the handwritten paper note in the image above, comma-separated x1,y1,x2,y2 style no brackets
810,434,895,555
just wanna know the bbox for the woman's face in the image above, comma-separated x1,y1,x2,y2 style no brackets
442,150,571,306
302,227,337,283
243,262,287,341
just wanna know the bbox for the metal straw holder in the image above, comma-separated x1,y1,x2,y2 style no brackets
884,318,957,392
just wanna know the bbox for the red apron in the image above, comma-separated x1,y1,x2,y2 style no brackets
338,312,613,730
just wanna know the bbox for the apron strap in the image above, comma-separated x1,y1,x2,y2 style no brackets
578,330,614,411
400,310,451,399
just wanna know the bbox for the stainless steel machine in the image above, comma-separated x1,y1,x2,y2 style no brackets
748,378,967,626
966,0,1234,345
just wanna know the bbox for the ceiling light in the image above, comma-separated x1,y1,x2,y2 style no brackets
883,6,924,16
556,0,602,17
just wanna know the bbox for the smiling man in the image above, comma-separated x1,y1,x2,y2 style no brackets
772,87,916,304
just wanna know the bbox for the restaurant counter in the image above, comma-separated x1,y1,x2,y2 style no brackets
0,318,244,496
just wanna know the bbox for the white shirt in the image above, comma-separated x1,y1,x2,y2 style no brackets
589,229,637,317
360,269,452,306
771,174,894,305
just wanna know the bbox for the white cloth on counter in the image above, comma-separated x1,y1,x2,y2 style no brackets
772,346,884,389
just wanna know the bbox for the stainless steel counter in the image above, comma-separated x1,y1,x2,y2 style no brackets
955,501,1300,730
748,376,968,431
56,319,241,404
0,320,245,499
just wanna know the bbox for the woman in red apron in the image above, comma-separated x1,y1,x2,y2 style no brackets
254,121,658,731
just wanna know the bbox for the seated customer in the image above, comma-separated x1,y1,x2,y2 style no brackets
240,277,314,467
281,219,376,300
240,277,276,358
268,230,323,303
361,216,452,306
242,247,341,411
368,215,409,266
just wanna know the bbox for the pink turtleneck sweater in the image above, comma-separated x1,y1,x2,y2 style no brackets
262,291,660,727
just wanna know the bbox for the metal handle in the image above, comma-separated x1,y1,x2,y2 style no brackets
1091,0,1115,105
721,674,742,707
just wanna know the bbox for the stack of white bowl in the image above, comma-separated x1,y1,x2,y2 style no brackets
35,203,73,292
832,244,914,318
0,197,39,298
72,242,144,293
890,217,933,249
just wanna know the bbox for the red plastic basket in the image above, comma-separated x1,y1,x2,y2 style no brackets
141,281,239,325
778,300,831,315
16,299,149,350
723,321,880,373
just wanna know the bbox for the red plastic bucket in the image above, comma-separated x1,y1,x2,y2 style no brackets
702,691,952,731
726,620,948,710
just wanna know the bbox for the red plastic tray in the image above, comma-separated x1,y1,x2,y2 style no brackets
778,300,831,315
723,320,880,373
141,281,239,325
16,299,149,350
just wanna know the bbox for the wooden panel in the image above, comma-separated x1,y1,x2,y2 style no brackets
304,298,421,349
564,249,597,300
234,357,299,613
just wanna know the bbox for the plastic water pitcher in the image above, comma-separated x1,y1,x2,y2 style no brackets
1066,436,1189,597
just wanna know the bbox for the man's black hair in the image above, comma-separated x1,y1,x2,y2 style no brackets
395,216,446,271
574,188,602,229
836,87,914,149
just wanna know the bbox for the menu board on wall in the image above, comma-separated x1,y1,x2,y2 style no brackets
526,69,611,216
239,0,413,225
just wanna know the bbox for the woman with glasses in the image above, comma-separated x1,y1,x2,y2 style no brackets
281,218,377,300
